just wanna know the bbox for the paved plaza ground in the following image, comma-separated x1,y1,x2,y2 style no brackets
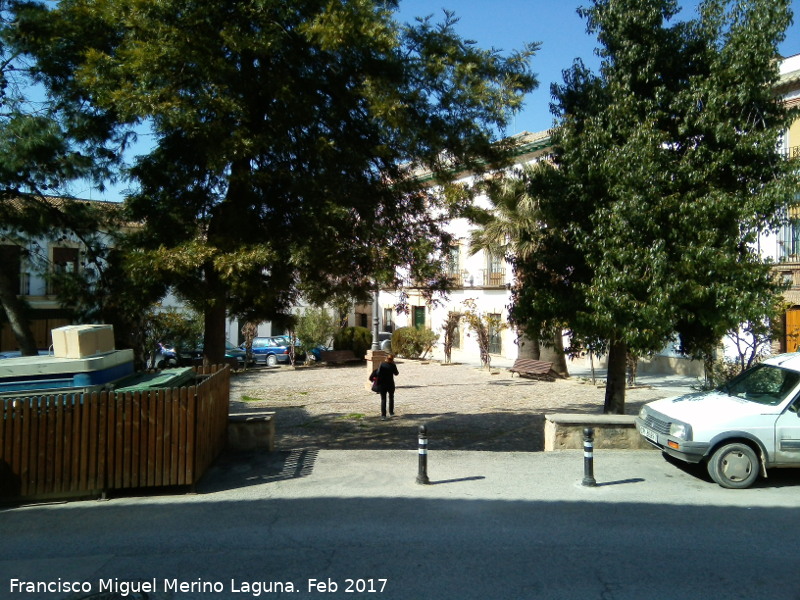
229,358,698,452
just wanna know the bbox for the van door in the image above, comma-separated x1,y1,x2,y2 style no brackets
774,398,800,465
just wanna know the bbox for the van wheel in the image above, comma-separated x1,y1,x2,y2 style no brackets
707,443,759,489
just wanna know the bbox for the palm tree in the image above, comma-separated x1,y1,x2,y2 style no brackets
468,165,569,376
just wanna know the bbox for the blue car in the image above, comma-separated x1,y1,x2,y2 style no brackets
243,337,292,366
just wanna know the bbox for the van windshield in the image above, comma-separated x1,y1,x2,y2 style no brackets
720,364,800,406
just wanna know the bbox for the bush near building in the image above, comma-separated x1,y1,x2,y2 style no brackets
392,326,439,359
333,326,372,359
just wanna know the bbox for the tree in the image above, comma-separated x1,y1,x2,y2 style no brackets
12,0,538,365
512,0,796,413
461,298,505,369
441,310,461,364
0,3,128,355
468,166,569,375
294,307,337,365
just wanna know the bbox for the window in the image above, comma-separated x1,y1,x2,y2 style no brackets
0,245,23,294
446,244,461,279
488,313,502,355
780,202,800,261
723,364,800,406
485,252,505,286
383,308,394,332
53,246,79,274
49,246,80,295
451,322,461,349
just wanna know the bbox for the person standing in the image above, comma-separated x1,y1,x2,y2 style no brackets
372,354,399,420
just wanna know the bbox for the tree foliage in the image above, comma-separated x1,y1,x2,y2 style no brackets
512,0,797,413
0,3,128,354
332,325,373,359
10,0,538,364
294,307,337,364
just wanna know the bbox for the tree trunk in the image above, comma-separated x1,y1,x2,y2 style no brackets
539,331,570,377
0,264,38,355
202,264,228,367
550,331,569,378
604,339,627,414
203,299,227,367
517,329,540,360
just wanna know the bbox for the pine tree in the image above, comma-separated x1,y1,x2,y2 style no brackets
12,0,538,364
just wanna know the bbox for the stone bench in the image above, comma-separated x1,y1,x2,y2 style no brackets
319,350,362,365
228,412,275,452
544,413,655,451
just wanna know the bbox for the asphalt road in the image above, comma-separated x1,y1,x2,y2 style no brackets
2,448,800,600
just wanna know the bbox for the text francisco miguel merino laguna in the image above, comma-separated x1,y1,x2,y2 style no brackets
10,576,389,595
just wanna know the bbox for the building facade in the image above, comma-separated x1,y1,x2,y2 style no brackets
0,197,120,352
377,131,553,366
762,52,800,352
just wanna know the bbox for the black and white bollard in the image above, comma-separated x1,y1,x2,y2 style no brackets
416,425,430,485
582,427,597,487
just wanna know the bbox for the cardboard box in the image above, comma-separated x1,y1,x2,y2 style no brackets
52,324,116,358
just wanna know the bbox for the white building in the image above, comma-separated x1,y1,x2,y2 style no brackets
377,131,552,367
377,52,800,371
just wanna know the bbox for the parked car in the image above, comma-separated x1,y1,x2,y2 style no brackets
169,340,253,368
242,336,292,366
378,332,392,352
308,345,332,362
635,353,800,489
153,342,179,368
273,335,333,361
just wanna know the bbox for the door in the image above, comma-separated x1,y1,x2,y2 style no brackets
786,308,800,352
774,397,800,465
413,306,425,329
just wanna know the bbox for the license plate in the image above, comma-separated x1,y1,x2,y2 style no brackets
639,425,658,443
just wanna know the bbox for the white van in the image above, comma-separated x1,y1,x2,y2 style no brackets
635,353,800,489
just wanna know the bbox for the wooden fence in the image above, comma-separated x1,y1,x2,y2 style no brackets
0,365,230,501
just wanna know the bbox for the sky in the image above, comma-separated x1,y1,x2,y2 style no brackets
395,0,800,135
77,0,800,202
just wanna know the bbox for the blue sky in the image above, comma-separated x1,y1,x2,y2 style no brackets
395,0,800,135
78,0,800,201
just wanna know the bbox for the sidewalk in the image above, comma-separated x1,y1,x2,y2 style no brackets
196,446,800,507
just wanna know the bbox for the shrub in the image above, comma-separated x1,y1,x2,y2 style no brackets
392,326,439,359
294,308,337,363
333,326,372,359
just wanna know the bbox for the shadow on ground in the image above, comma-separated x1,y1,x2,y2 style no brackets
265,405,549,452
199,448,320,493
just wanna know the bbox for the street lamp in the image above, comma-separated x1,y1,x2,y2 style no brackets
372,284,380,351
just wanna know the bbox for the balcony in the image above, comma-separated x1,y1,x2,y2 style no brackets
399,268,508,290
453,269,507,289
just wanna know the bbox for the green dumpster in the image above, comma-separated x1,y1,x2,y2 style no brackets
113,367,197,393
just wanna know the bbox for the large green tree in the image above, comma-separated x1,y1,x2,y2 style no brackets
512,0,797,413
11,0,537,365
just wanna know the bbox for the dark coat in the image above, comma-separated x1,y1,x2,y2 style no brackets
374,361,399,391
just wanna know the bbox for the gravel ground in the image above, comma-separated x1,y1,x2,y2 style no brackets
229,359,682,452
